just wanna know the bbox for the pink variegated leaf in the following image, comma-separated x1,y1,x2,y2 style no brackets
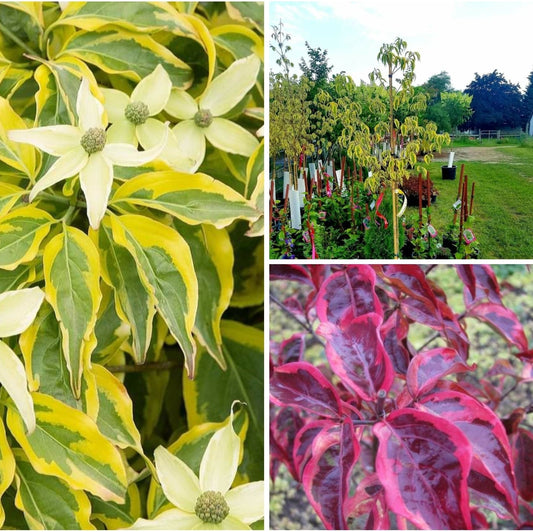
467,302,528,351
316,265,382,325
270,361,342,418
317,313,394,401
302,419,360,530
373,408,472,530
419,391,519,520
293,420,332,481
510,428,533,501
270,264,314,286
406,347,475,399
380,310,411,375
346,473,389,530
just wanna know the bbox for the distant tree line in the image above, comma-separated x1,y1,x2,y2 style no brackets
285,40,533,134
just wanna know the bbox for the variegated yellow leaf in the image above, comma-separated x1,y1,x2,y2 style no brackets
0,182,25,218
90,364,142,453
7,392,127,503
0,206,55,271
13,449,94,530
211,24,264,61
92,219,156,364
89,483,141,529
174,220,233,369
50,2,196,37
110,214,198,376
0,96,36,177
110,171,260,229
43,227,101,398
58,28,193,88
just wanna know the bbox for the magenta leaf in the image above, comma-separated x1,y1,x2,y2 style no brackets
270,361,342,418
317,313,394,401
510,428,533,501
419,391,519,519
467,302,528,351
302,419,360,529
406,347,475,399
373,408,472,529
316,265,382,325
270,264,314,285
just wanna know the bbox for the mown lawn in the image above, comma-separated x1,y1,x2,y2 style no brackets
405,142,533,259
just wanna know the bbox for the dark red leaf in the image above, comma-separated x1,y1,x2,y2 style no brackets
316,265,382,325
457,264,502,306
270,407,304,481
373,408,472,529
318,313,394,401
510,428,533,501
302,419,360,529
514,348,533,362
270,264,314,285
467,302,528,351
406,347,475,398
270,361,342,418
381,310,411,375
419,391,518,519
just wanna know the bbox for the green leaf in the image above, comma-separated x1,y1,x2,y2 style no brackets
0,65,33,100
229,221,263,307
183,320,263,481
0,417,15,528
111,170,260,229
0,206,55,271
92,284,130,364
12,449,94,530
174,221,233,369
91,364,143,453
93,220,156,364
111,214,198,376
7,392,128,503
88,483,141,529
58,28,193,88
43,226,101,398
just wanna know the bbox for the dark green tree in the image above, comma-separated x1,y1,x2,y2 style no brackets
464,70,524,130
299,41,333,86
523,70,533,129
422,71,453,104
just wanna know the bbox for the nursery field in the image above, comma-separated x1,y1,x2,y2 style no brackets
421,142,533,258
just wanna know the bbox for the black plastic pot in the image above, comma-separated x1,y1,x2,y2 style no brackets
442,165,457,180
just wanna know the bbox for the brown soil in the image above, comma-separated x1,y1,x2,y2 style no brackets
433,146,516,163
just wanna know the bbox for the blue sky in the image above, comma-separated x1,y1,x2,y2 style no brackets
268,0,533,91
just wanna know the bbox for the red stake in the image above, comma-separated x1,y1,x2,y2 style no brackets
463,175,469,222
470,182,476,215
418,173,423,226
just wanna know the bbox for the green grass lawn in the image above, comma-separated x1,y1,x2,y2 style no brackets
405,142,533,258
